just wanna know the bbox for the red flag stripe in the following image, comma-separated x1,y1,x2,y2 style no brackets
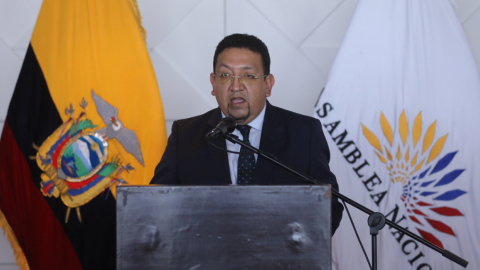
0,123,83,270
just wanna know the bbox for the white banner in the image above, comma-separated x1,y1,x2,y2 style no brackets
313,0,480,269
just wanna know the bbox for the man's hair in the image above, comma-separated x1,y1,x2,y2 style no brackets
213,33,271,75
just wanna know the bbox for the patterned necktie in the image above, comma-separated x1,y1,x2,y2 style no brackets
236,125,255,185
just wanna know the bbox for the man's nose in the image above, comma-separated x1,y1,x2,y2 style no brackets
230,76,244,90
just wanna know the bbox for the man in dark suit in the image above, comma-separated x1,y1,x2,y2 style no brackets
151,33,343,234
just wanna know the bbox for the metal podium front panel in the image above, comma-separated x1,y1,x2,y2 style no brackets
117,185,331,270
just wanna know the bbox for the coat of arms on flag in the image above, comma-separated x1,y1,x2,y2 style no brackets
36,91,144,222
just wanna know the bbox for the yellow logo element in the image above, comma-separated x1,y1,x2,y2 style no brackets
361,110,466,249
362,110,447,184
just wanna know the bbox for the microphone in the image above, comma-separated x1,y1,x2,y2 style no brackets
206,117,236,139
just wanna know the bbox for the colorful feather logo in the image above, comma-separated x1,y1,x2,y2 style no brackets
362,110,466,249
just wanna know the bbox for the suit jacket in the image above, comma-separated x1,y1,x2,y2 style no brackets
151,102,343,234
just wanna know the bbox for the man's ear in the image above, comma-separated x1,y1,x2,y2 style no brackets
210,73,215,95
265,74,275,97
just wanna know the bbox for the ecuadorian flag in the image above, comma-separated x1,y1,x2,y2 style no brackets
0,0,167,269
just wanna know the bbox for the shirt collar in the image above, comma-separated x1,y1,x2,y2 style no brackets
221,102,266,132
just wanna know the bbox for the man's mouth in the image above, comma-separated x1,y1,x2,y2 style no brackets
230,97,246,104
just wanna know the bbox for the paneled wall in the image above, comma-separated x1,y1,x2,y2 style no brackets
1,0,479,269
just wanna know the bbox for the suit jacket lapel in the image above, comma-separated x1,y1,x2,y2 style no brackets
207,108,232,184
254,102,285,185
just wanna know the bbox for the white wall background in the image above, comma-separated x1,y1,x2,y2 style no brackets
0,0,479,269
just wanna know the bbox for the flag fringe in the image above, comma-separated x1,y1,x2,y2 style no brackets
0,209,30,270
130,0,147,42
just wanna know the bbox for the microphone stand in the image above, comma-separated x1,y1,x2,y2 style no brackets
222,133,468,269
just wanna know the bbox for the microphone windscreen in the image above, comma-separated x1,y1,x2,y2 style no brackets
222,117,236,133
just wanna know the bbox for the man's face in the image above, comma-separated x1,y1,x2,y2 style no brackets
210,48,275,125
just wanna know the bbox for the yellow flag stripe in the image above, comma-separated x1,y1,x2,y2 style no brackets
30,0,166,188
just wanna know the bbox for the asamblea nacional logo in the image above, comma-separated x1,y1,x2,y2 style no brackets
361,110,466,249
316,103,468,268
34,90,144,222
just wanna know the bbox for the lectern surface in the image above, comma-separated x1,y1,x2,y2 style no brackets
117,185,331,270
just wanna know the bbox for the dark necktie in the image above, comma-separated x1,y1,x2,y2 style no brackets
236,125,255,185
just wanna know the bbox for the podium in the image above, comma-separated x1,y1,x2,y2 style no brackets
117,185,332,270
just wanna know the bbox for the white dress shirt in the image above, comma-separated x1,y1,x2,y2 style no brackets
222,103,266,185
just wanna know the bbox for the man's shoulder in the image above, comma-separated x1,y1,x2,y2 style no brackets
268,103,319,124
175,108,219,128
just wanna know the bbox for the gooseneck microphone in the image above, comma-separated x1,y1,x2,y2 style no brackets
206,117,236,139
